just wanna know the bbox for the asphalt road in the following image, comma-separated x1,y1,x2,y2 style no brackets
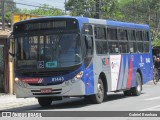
1,81,160,119
2,81,160,111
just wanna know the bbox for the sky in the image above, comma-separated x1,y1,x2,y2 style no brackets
13,0,66,10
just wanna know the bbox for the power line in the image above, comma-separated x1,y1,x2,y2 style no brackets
14,0,42,6
13,0,64,10
6,0,64,11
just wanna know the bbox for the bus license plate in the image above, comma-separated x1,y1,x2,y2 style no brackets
40,88,52,93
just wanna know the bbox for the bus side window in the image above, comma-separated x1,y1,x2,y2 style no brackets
128,30,136,53
107,28,117,40
108,42,119,54
136,30,143,53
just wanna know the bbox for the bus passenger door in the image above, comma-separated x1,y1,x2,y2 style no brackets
83,35,94,95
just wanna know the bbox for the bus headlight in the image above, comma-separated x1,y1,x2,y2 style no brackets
15,78,28,88
15,77,19,82
76,71,83,79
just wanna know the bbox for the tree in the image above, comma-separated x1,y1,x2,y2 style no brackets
118,0,160,41
65,0,118,18
18,4,64,16
0,0,18,24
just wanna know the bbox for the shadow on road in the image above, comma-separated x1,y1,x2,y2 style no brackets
2,92,142,111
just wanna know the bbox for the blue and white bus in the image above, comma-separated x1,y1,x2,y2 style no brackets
10,16,153,106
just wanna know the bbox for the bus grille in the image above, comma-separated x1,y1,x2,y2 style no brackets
20,70,71,77
28,82,63,86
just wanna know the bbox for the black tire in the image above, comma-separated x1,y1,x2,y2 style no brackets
123,90,132,96
131,72,142,96
89,78,104,104
38,97,52,107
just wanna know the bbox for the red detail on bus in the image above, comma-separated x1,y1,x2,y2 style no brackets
19,78,41,83
105,58,109,66
40,88,52,93
127,57,133,88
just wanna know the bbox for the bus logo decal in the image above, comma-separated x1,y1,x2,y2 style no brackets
102,58,109,67
37,61,44,68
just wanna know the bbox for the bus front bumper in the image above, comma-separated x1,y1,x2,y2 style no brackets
15,79,85,98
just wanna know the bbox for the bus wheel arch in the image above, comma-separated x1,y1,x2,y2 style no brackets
99,72,108,96
87,72,108,104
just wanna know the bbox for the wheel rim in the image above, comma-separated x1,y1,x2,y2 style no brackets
136,75,141,92
97,81,104,99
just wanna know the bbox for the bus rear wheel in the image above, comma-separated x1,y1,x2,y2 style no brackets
89,78,104,104
38,97,52,107
131,72,142,96
123,90,132,96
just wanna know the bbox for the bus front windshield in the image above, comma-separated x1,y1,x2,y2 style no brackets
15,33,82,70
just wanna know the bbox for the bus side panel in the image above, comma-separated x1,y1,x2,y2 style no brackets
110,55,121,91
115,54,136,90
130,54,153,87
117,54,133,90
93,55,112,93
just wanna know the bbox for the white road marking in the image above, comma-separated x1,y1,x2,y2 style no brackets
140,105,160,111
144,96,160,101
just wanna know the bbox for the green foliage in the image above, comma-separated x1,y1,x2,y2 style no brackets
0,0,17,24
65,0,118,18
18,4,64,16
152,39,160,47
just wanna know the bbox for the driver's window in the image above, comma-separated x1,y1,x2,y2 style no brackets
82,24,94,68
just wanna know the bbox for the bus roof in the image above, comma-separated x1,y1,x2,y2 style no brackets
14,16,150,30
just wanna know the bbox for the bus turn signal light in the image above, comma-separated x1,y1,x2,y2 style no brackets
76,71,83,79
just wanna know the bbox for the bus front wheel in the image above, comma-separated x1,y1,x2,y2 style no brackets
38,97,52,107
89,78,104,104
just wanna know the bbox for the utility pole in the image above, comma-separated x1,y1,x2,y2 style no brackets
65,0,66,14
11,6,14,31
1,0,5,31
95,0,101,19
